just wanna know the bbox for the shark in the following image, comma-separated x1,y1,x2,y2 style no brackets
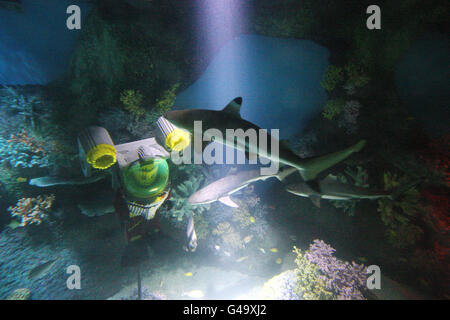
188,166,297,207
165,97,366,181
285,174,393,208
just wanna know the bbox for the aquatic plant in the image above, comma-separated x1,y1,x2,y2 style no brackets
0,131,51,168
212,222,243,250
293,246,335,300
303,240,368,300
169,176,210,221
8,194,55,227
377,172,423,248
322,99,345,120
120,89,146,119
321,65,344,92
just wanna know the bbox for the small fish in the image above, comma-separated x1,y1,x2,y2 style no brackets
258,248,266,254
182,290,204,299
28,258,59,280
276,258,282,264
214,245,221,251
16,177,27,183
224,251,231,257
184,272,193,277
183,214,197,252
243,235,253,244
160,280,164,287
236,256,248,263
270,248,278,253
249,216,255,223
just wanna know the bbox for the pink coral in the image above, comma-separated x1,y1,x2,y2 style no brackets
8,194,55,226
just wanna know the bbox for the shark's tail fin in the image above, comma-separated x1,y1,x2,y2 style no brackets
297,140,366,181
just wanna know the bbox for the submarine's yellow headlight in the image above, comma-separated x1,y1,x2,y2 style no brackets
165,128,191,152
86,144,117,170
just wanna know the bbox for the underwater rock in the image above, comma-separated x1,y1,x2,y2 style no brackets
77,191,115,217
175,34,329,138
395,33,450,137
0,0,91,85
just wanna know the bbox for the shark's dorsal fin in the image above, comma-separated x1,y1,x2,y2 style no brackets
222,97,243,117
219,196,239,208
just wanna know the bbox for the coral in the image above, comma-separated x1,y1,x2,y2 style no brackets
120,89,146,119
422,189,450,234
153,83,179,115
0,86,44,130
377,172,423,248
212,222,243,250
304,240,368,300
322,99,345,120
6,288,31,300
8,194,55,227
320,65,344,92
338,100,361,134
0,131,52,168
293,246,335,300
193,214,210,240
377,173,423,248
169,176,210,221
259,270,302,300
232,202,254,229
344,64,370,92
418,134,450,187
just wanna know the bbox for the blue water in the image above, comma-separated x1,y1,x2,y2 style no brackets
395,33,450,137
175,34,330,139
0,0,91,85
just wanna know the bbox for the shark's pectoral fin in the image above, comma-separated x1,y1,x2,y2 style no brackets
222,97,243,117
218,196,239,208
309,194,321,208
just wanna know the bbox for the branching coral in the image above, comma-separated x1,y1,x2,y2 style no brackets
8,194,55,227
303,240,368,300
293,246,335,300
0,131,51,168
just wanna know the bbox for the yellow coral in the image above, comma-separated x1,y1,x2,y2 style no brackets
293,246,335,300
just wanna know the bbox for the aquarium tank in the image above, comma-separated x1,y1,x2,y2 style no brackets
0,0,448,307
